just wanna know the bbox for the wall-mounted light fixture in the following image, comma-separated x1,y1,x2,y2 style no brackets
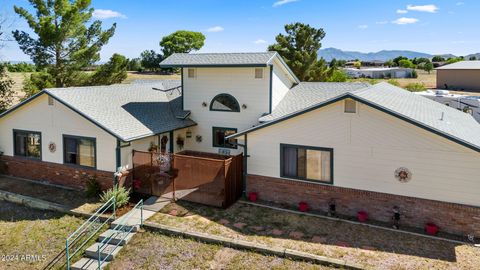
195,135,202,142
186,129,192,138
202,102,207,107
242,104,247,109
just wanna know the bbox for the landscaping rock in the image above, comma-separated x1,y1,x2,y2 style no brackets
270,229,284,236
250,226,265,231
218,219,230,225
169,209,178,216
289,231,304,239
336,241,351,247
233,222,247,229
311,235,327,243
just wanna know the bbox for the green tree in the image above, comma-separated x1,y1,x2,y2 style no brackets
423,61,434,74
89,54,128,85
353,61,361,69
469,56,477,61
385,60,394,67
432,56,445,62
268,22,326,81
127,58,142,71
0,64,15,113
140,50,162,72
398,59,415,68
22,71,54,98
13,0,116,88
160,30,205,58
392,56,408,66
446,57,463,64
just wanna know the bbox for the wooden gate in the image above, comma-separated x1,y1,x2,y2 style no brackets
132,150,243,208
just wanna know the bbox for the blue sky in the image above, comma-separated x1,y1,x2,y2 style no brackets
1,0,478,61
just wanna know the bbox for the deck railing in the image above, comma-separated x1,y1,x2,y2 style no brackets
65,196,116,269
96,199,144,269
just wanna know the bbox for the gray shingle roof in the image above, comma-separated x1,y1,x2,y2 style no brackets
259,82,371,122
436,60,480,70
236,82,480,152
45,81,195,141
160,52,278,67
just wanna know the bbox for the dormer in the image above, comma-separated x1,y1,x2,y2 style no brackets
160,52,299,114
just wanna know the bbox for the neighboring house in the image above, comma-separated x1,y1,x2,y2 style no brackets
1,52,480,236
344,67,413,79
436,60,480,91
415,90,480,123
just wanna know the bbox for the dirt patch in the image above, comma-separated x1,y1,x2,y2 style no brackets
0,176,100,212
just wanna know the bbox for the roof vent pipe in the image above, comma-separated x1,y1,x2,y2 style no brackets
440,112,444,121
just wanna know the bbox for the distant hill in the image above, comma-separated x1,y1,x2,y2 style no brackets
465,53,480,60
319,48,445,62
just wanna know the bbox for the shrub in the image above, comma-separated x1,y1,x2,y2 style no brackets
100,185,131,209
387,79,400,86
405,83,426,92
410,69,418,78
84,176,101,198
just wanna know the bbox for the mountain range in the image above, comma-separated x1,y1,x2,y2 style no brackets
318,48,465,62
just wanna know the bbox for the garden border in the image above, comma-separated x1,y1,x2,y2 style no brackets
239,200,468,245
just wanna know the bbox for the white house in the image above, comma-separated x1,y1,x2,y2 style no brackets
344,67,413,79
1,52,479,236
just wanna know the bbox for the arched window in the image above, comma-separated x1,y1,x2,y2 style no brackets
210,93,240,112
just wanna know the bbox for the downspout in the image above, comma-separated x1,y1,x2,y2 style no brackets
169,131,174,153
115,139,121,186
228,134,248,199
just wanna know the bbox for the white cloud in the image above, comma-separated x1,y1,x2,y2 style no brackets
92,9,126,19
272,0,299,7
206,26,224,33
253,39,267,44
392,17,419,25
396,9,408,14
456,2,464,6
375,21,389,25
358,24,368,29
406,4,439,13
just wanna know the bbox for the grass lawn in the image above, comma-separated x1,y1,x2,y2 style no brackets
149,201,480,270
107,231,335,270
349,69,436,89
0,201,85,270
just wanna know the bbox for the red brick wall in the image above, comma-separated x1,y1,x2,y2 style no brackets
0,155,114,190
247,174,480,236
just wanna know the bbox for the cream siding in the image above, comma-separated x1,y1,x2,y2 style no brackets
182,67,270,155
246,100,480,206
0,94,117,171
271,64,294,111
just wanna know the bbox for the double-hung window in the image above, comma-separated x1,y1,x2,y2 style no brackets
280,144,333,183
63,135,96,168
13,130,41,159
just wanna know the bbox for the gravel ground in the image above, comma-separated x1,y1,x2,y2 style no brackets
149,201,480,270
107,231,335,270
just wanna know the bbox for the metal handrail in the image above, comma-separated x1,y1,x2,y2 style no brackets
66,196,116,269
96,199,144,269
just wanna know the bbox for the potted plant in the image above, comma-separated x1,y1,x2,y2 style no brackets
425,222,439,235
248,192,258,202
357,211,368,222
298,201,309,212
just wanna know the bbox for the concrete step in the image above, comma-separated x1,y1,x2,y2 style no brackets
109,222,140,232
84,242,121,262
71,257,109,270
98,229,134,246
